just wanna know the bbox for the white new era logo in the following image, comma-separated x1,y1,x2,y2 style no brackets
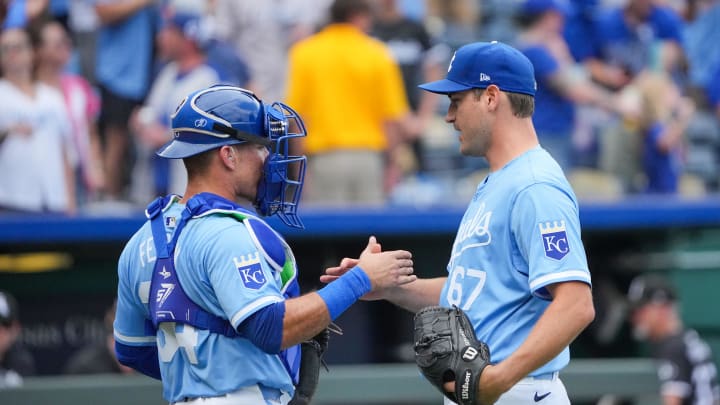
479,73,491,82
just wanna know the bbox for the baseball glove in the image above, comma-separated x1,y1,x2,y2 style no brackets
289,322,341,405
414,306,490,405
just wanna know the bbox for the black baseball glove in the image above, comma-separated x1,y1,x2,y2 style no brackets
413,306,490,405
289,322,342,405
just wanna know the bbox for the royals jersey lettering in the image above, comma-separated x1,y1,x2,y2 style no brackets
440,146,592,376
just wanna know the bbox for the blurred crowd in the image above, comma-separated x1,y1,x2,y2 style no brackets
0,0,718,215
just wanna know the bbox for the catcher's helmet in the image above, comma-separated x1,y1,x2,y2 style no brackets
157,85,271,158
157,85,307,228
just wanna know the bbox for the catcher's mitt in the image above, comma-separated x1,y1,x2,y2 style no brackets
414,306,490,405
289,323,342,405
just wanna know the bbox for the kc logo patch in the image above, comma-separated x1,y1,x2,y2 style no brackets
538,220,570,260
234,253,266,289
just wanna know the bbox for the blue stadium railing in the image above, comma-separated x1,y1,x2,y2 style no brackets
1,195,719,243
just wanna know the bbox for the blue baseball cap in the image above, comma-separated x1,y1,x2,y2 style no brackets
418,41,537,96
160,5,209,44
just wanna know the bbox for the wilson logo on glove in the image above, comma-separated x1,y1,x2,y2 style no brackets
462,346,479,361
461,369,473,400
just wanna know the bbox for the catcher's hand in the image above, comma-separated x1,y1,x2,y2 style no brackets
414,306,490,405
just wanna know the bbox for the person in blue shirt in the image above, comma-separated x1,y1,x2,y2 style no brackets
514,0,624,169
323,42,595,404
631,69,695,193
588,0,685,90
93,0,158,200
113,85,415,404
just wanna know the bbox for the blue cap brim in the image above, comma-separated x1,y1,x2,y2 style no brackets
418,79,474,94
156,137,242,159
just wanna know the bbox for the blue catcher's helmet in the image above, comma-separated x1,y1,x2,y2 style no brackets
157,85,307,228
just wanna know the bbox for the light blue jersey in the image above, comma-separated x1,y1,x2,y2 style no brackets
114,199,295,402
439,146,591,376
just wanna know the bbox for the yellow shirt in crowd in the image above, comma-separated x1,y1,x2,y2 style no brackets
285,23,409,155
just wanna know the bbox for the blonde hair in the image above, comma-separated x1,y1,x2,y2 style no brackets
633,70,678,129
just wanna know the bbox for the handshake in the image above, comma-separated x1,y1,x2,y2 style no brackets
319,235,416,299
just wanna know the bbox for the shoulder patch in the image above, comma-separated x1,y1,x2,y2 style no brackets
538,220,569,260
233,253,266,289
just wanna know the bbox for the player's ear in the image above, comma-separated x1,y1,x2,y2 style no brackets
219,145,236,169
484,85,501,111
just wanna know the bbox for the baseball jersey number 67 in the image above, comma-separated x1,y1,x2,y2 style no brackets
447,266,487,310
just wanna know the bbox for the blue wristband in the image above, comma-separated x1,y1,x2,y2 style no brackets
316,266,372,320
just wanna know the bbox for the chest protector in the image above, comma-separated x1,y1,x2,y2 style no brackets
146,192,301,383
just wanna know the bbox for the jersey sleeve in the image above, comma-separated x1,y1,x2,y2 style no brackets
202,224,285,329
114,242,156,347
522,46,560,80
510,183,591,299
656,337,693,399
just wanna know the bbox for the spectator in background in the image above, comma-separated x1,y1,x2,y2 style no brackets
213,0,287,102
3,0,49,29
627,275,720,404
588,0,685,90
424,0,480,49
93,0,158,201
514,0,628,169
64,300,133,375
710,64,720,119
562,0,600,64
0,290,35,388
630,67,695,194
286,0,410,206
683,0,720,102
0,27,75,214
35,19,105,206
281,0,334,44
68,0,100,84
186,0,252,89
130,0,222,200
372,0,446,178
682,0,720,193
48,0,69,27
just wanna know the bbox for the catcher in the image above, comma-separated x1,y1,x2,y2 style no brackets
322,40,595,405
113,85,415,405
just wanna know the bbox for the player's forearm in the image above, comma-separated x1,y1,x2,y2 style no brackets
494,281,594,384
384,277,446,313
281,293,331,349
